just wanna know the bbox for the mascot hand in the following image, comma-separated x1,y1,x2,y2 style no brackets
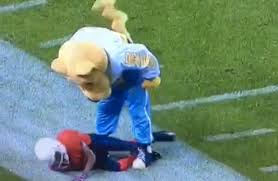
142,77,161,89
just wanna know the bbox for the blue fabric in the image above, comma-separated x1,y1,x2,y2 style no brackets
90,134,137,152
111,69,143,90
95,82,153,144
89,134,137,171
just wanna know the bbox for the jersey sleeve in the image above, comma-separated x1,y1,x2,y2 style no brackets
57,130,91,170
120,44,160,80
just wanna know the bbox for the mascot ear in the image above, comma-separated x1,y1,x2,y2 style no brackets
51,58,67,75
75,61,95,76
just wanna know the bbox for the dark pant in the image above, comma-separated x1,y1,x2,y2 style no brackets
89,134,137,171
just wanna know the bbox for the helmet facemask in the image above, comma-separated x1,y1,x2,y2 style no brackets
47,142,69,171
49,151,70,171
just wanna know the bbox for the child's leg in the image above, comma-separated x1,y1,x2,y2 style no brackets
103,156,135,171
91,134,138,153
102,156,121,171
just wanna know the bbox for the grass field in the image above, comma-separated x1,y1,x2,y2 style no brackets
0,168,22,181
154,94,278,181
1,0,278,180
0,0,26,5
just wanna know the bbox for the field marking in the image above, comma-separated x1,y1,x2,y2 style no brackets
39,34,72,48
152,85,278,111
0,0,47,14
205,128,276,142
0,40,248,181
259,165,278,173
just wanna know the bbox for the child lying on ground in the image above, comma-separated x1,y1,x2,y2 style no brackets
34,129,175,181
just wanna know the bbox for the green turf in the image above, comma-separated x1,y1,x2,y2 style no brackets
1,0,278,180
0,167,22,181
0,0,26,5
1,0,278,103
153,93,278,181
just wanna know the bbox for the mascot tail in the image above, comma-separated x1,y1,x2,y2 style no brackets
92,0,133,43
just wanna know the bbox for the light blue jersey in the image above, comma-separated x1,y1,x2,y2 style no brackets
70,27,160,84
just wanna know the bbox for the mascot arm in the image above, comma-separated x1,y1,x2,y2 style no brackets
121,44,161,89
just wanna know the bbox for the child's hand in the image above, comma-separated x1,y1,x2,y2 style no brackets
72,173,88,181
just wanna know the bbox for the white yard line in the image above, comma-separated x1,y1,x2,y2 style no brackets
205,128,276,142
0,40,248,181
153,85,278,111
0,0,47,14
259,165,278,173
39,35,72,48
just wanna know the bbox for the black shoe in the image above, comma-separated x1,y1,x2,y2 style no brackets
153,131,176,142
151,151,162,161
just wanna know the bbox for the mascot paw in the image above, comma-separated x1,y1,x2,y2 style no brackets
142,77,161,89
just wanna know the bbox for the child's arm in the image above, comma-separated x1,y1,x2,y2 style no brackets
72,142,96,181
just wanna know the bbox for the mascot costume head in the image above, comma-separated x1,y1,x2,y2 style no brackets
51,0,132,101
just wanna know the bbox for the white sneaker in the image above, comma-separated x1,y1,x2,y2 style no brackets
132,158,146,169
